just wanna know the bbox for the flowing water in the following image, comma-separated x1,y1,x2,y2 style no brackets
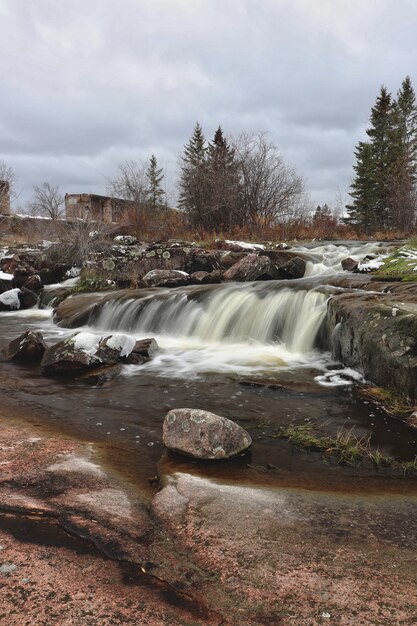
1,240,416,495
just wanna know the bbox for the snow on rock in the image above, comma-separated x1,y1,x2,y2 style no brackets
0,271,13,281
357,258,385,272
72,332,102,355
105,333,136,357
225,240,265,251
0,288,21,309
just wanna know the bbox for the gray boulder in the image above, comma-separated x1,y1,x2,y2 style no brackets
142,269,191,288
163,408,252,459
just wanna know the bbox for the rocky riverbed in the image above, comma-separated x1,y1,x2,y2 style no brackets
0,236,417,625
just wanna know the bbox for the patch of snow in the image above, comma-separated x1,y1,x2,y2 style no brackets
357,258,385,272
0,271,13,281
72,331,101,355
225,239,265,250
65,267,81,278
105,333,136,357
0,288,20,309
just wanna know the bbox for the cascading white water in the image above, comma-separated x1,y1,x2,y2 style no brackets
89,284,328,355
299,241,392,277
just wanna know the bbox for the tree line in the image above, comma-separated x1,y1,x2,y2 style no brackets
346,76,417,234
178,124,307,230
1,126,309,230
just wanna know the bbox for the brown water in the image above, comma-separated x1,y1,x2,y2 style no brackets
0,275,416,497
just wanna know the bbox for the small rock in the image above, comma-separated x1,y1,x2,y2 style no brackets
0,563,17,574
163,408,252,459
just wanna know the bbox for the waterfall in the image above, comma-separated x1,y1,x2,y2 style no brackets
88,284,328,354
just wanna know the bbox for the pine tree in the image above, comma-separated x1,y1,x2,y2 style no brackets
206,126,241,229
145,154,165,210
365,85,396,230
389,76,417,229
345,141,376,234
178,122,209,227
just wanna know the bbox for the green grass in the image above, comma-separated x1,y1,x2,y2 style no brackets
373,242,417,281
401,457,417,475
274,423,414,472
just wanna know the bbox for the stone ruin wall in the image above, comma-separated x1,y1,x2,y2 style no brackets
65,193,128,224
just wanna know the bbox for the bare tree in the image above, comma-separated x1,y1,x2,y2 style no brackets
28,182,64,219
232,132,306,227
106,159,148,207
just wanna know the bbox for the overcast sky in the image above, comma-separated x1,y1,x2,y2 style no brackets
1,0,417,210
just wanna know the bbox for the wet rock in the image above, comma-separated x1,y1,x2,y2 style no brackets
124,338,159,364
142,269,191,288
38,264,71,285
0,256,20,274
41,332,103,376
341,257,359,272
223,254,278,282
327,293,417,400
185,252,220,274
11,265,36,288
76,363,123,386
162,408,252,459
22,274,42,293
5,330,47,363
41,332,158,376
190,271,222,284
277,255,306,279
18,287,38,309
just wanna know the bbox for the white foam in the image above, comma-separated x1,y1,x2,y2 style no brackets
315,368,364,387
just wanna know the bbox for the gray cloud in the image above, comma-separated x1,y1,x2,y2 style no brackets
1,0,417,209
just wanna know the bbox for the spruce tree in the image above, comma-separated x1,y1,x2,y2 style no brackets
365,86,395,230
178,122,209,227
389,76,417,229
206,126,241,229
145,155,165,210
345,141,376,234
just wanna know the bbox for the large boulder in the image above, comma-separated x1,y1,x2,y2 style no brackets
4,330,47,362
223,254,278,282
277,256,306,279
162,408,252,459
142,269,191,288
41,332,103,375
41,332,159,376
